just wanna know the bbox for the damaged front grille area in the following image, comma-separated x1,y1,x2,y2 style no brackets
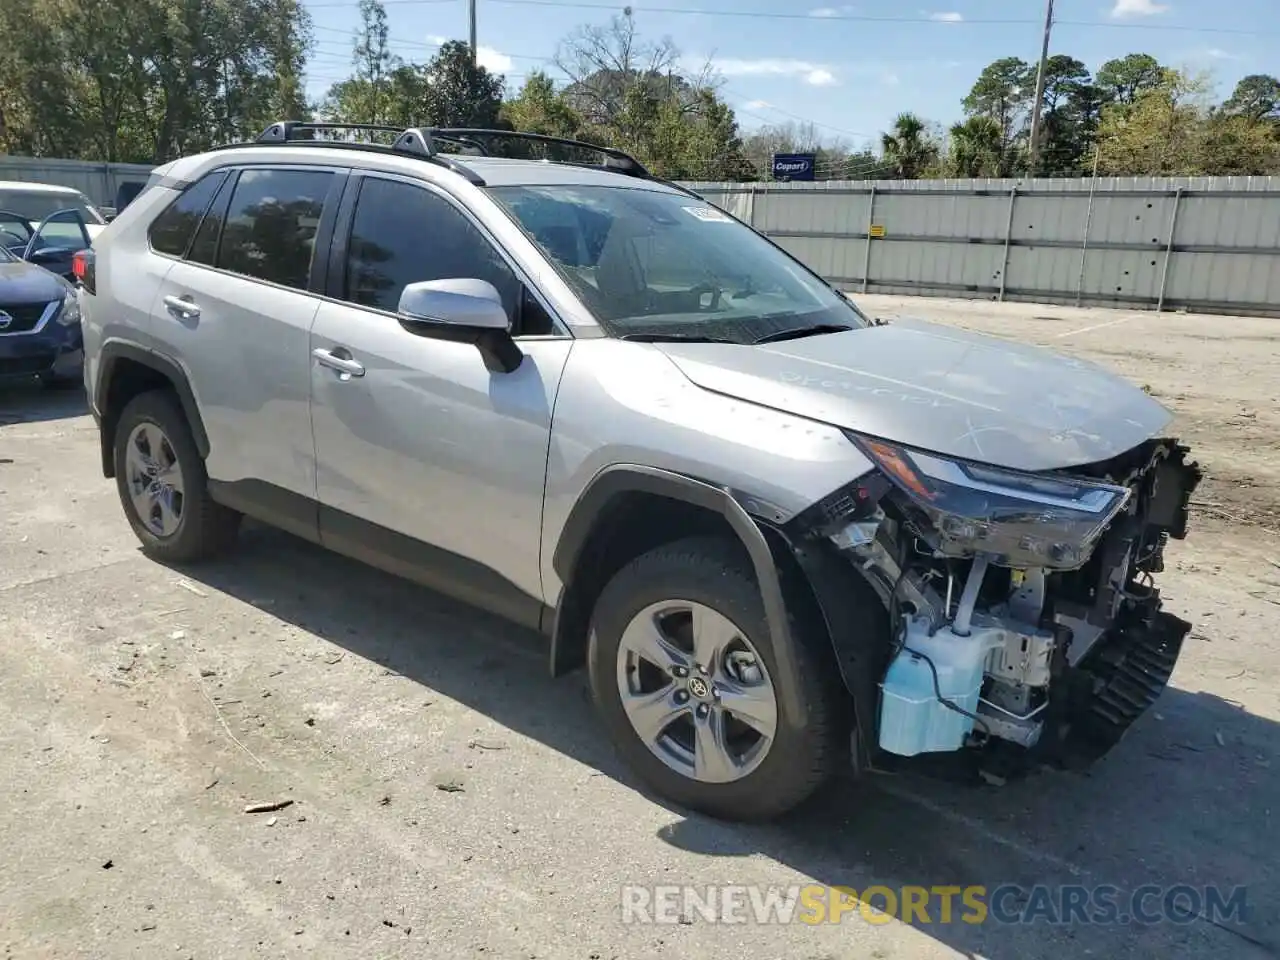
1058,600,1192,768
789,435,1203,776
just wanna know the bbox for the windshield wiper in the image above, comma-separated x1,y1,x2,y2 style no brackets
620,332,740,344
752,323,854,344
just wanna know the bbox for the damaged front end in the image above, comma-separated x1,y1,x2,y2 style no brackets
783,433,1203,781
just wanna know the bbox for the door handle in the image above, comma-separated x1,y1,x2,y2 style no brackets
312,347,365,378
163,294,200,319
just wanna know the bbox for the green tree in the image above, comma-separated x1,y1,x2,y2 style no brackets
420,40,506,127
1097,68,1211,176
1035,56,1099,175
1198,113,1280,174
880,112,939,179
1096,53,1164,106
0,0,313,162
946,115,1005,177
502,71,582,139
323,0,398,125
962,56,1034,155
1222,74,1280,121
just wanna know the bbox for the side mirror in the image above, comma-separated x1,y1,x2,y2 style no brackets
398,278,510,330
397,278,522,373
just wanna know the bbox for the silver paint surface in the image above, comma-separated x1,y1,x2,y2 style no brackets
652,317,1173,472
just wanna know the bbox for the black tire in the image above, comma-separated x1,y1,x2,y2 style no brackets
587,535,843,822
113,389,240,563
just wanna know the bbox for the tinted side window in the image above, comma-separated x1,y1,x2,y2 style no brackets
187,173,237,266
148,172,228,257
344,178,520,318
217,168,333,290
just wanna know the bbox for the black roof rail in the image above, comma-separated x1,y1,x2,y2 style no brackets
242,121,676,189
248,121,486,184
409,128,651,177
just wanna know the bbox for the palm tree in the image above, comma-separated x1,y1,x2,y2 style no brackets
880,112,939,179
947,115,1006,177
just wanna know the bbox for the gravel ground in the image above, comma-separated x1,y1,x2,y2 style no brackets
0,295,1276,959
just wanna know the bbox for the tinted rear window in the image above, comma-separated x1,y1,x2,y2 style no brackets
216,169,333,290
148,172,229,258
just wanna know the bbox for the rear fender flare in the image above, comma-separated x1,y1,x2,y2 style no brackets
95,341,208,476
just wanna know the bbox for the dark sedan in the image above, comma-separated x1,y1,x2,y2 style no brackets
0,243,83,387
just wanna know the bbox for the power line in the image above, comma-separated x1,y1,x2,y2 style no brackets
303,0,1273,36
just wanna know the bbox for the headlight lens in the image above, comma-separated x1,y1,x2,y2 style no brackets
55,293,81,326
848,433,1131,569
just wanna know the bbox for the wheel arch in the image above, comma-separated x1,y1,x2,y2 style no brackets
95,342,208,478
548,464,809,731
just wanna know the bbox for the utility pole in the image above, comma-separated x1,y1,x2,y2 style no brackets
1026,0,1054,176
469,0,477,68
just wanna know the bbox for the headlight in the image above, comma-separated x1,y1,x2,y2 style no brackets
55,294,81,326
848,433,1131,569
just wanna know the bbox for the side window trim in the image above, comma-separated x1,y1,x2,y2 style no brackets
146,169,229,261
308,169,353,296
189,169,239,267
328,170,571,340
324,171,363,303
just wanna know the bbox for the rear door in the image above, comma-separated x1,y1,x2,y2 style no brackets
154,165,347,535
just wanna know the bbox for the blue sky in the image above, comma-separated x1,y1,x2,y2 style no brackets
301,0,1278,148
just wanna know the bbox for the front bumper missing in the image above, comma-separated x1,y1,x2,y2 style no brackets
1052,598,1192,769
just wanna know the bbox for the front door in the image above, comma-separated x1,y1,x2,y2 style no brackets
309,173,572,624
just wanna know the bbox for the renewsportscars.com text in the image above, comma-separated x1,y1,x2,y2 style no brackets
620,883,1249,927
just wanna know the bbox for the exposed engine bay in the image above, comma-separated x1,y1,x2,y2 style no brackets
791,433,1203,780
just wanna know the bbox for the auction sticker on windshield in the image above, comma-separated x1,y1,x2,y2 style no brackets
683,205,732,223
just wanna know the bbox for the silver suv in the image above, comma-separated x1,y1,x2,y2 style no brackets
80,123,1202,821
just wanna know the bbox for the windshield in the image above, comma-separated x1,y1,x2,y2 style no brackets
488,184,870,342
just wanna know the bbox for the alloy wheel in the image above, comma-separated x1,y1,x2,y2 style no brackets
615,600,778,784
124,421,185,538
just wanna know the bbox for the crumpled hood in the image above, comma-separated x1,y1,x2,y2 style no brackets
0,259,71,303
654,317,1174,473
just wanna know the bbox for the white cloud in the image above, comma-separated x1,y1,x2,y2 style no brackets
880,71,901,86
1203,47,1241,61
425,35,512,73
714,58,839,86
929,11,964,22
744,99,773,109
808,4,854,16
1110,0,1169,18
477,46,513,72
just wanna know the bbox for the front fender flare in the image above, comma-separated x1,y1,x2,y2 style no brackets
550,464,808,731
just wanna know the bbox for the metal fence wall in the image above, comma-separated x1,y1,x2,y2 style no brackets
683,176,1280,318
0,156,155,209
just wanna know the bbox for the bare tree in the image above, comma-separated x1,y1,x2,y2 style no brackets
553,11,682,127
